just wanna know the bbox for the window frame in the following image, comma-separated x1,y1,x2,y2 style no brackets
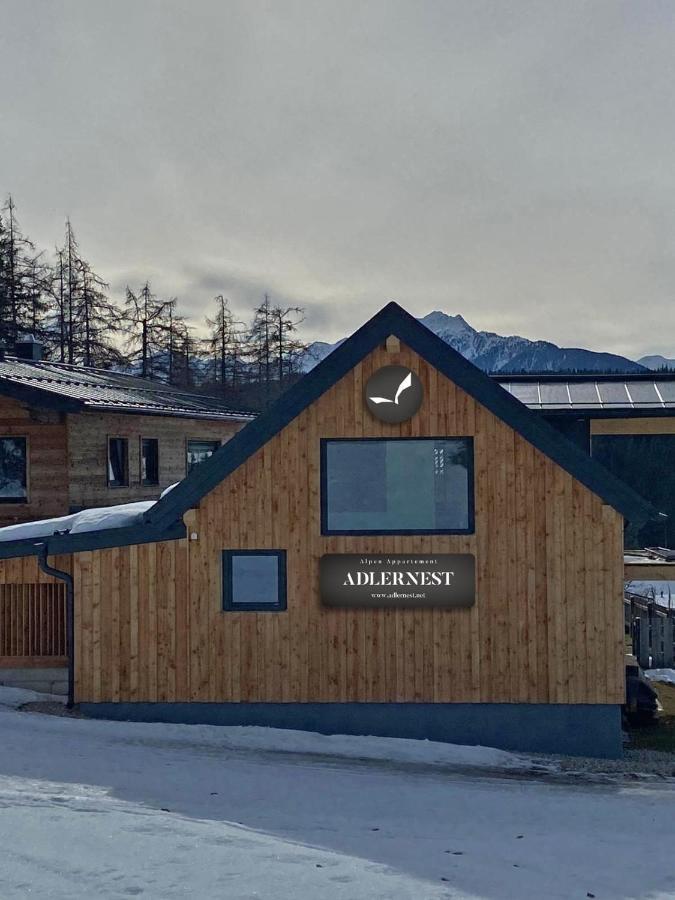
186,438,222,474
140,436,160,486
221,549,287,612
320,436,475,536
0,435,29,504
107,436,129,488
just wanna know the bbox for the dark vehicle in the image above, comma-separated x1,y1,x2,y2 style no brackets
624,655,663,725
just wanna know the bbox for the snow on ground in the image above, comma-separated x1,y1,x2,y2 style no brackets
625,579,675,610
0,697,675,899
0,686,63,709
645,668,675,685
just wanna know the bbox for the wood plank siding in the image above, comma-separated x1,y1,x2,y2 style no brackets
0,397,246,526
0,396,69,526
591,417,675,435
0,341,627,705
67,411,244,510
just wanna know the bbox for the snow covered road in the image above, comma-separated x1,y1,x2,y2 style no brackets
0,704,674,899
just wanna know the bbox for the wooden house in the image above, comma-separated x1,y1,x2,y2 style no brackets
0,304,654,757
0,338,253,525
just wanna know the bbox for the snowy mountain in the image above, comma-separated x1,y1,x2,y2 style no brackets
638,354,675,371
302,310,647,374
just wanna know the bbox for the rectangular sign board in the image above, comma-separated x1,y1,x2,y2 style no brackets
320,553,475,609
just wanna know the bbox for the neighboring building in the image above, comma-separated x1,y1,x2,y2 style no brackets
0,338,253,525
496,373,675,547
0,304,653,757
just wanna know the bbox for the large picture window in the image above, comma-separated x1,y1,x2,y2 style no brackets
0,437,27,503
321,438,474,534
222,550,287,611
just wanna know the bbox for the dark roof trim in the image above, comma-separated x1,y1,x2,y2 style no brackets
0,520,186,560
144,301,655,531
82,404,254,422
498,372,675,382
539,408,675,420
0,378,82,413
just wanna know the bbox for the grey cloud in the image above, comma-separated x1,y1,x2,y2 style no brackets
1,1,674,356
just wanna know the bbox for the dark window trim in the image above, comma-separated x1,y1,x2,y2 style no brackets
140,436,160,486
222,549,287,612
107,436,129,488
186,438,222,475
0,435,29,504
320,436,475,536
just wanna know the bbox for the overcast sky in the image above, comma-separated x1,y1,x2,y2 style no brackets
1,1,674,357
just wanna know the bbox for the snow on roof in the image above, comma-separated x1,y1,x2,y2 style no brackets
0,501,155,544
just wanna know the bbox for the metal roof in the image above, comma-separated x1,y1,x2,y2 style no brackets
0,357,254,421
495,373,675,412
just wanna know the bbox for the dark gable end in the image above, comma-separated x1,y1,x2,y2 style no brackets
144,301,654,533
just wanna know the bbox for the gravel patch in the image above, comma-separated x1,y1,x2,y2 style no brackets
531,745,675,781
19,700,84,718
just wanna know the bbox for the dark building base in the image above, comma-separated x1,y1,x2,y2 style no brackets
78,701,623,758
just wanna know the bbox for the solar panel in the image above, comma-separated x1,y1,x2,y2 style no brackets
567,382,601,406
507,382,541,405
625,382,662,406
656,381,675,402
597,383,630,406
538,383,570,407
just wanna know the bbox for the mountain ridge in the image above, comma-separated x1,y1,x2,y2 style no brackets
302,310,648,374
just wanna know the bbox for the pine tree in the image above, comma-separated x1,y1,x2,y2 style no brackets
50,219,122,367
271,304,307,385
0,196,50,348
204,295,246,392
123,284,190,381
247,294,275,404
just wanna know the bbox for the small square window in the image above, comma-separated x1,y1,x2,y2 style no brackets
222,550,287,611
141,438,159,485
108,437,129,487
0,436,27,503
187,439,220,473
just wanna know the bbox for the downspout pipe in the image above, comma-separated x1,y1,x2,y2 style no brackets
36,543,74,709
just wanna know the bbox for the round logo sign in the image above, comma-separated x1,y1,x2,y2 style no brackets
364,365,423,423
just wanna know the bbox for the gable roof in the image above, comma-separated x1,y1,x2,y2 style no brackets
143,301,654,532
0,357,253,421
0,301,655,561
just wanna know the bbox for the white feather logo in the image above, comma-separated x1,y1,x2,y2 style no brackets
369,371,413,405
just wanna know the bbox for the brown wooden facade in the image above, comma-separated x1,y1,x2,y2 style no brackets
0,396,246,526
0,339,627,707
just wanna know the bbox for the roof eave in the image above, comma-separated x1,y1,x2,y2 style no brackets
0,519,186,560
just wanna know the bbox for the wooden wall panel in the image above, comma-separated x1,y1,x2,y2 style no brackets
67,411,246,511
0,397,68,526
591,416,675,435
0,340,627,705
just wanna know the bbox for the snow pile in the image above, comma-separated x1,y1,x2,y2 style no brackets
0,685,537,771
644,668,675,685
142,723,542,771
0,500,155,543
0,686,64,709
